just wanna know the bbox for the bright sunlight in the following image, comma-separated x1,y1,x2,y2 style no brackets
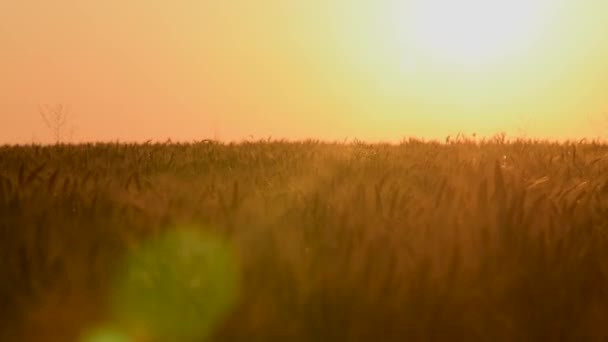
391,0,554,68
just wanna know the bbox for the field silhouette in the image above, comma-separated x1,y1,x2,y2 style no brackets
1,138,608,341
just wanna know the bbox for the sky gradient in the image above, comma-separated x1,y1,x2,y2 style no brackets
1,1,608,144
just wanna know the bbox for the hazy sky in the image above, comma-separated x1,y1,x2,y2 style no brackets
1,0,608,143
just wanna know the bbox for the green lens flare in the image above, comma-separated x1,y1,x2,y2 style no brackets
110,228,240,340
81,327,131,342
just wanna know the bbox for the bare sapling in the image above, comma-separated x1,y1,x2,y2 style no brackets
39,104,73,144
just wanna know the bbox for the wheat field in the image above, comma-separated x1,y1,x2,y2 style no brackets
1,138,608,341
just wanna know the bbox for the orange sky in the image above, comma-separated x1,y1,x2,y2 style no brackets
1,1,608,144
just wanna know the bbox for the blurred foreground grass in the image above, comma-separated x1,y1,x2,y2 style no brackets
1,138,608,341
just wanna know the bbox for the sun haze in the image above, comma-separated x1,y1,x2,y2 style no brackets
397,0,551,66
1,0,608,143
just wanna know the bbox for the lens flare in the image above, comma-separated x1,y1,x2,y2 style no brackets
109,227,240,340
81,326,131,342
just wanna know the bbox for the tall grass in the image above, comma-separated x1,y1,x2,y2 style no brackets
1,139,608,341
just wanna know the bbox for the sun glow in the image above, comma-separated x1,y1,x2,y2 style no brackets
391,0,553,68
325,0,593,138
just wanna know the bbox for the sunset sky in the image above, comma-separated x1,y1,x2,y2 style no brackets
1,0,608,144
